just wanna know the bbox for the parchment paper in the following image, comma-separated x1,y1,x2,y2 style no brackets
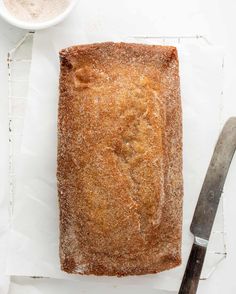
5,29,224,292
0,275,9,294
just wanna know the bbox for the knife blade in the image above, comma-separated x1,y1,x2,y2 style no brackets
179,117,236,294
190,117,236,242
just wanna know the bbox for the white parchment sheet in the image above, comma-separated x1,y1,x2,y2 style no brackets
5,29,224,292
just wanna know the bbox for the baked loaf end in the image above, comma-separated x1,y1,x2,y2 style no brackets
58,42,183,276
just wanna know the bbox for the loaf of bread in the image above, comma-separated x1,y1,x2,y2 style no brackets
57,42,183,276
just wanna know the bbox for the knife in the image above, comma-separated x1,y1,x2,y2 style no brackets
179,117,236,294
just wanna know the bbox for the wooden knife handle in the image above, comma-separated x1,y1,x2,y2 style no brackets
178,243,207,294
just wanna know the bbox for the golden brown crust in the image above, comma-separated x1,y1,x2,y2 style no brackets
57,42,183,276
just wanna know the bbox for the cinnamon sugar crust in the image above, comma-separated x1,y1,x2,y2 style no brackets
57,42,183,276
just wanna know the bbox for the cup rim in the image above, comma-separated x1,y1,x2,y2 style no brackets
0,0,78,30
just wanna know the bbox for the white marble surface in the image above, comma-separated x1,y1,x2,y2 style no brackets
1,0,236,293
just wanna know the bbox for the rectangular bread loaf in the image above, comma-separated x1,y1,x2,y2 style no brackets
57,42,183,276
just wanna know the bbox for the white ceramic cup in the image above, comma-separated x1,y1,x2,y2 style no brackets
0,0,78,30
